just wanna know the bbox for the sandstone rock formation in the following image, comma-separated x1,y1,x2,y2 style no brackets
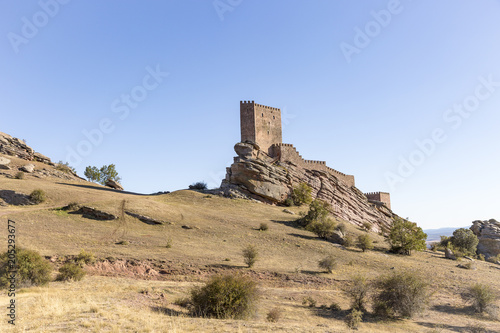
0,157,10,170
470,219,500,259
20,164,35,173
219,142,395,232
0,132,53,165
71,206,117,220
106,179,124,190
125,211,170,225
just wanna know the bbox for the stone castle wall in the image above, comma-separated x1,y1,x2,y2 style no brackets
270,143,356,187
365,192,391,209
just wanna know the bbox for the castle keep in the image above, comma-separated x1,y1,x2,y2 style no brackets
239,100,391,208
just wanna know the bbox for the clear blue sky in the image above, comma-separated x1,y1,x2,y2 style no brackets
1,0,499,229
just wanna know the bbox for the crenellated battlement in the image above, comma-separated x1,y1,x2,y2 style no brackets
365,191,391,209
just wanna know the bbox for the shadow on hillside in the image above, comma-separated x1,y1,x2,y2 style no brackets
271,219,299,228
432,304,471,315
151,306,186,317
288,233,317,241
415,321,465,332
56,182,148,196
206,263,246,269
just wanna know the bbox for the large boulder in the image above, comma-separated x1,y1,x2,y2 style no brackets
219,142,395,232
470,219,500,259
105,179,124,190
0,157,11,170
20,164,35,173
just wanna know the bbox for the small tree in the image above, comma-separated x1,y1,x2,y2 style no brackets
450,228,479,256
307,218,336,239
291,183,312,206
299,200,330,228
344,275,370,312
30,189,47,204
0,248,51,288
190,274,258,319
84,166,102,183
357,234,373,252
189,181,207,190
373,271,429,318
99,164,121,184
388,217,427,255
242,245,258,268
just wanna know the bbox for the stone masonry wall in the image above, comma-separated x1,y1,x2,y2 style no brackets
365,192,391,209
270,143,356,187
240,101,282,155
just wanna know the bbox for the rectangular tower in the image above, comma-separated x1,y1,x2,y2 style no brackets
240,101,282,155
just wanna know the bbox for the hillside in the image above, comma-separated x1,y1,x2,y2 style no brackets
0,151,500,332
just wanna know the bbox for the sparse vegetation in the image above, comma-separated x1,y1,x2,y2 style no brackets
189,181,207,190
388,217,427,255
373,271,429,318
318,255,336,273
344,275,370,312
291,182,313,206
84,164,121,185
299,199,330,227
362,221,372,231
56,160,76,174
306,217,336,239
29,189,47,204
242,245,258,268
345,308,363,330
343,234,355,248
461,283,497,313
75,249,95,266
266,307,282,322
357,234,373,252
450,228,479,256
56,262,86,281
15,171,25,179
190,274,258,319
302,296,317,307
0,248,51,288
116,240,129,245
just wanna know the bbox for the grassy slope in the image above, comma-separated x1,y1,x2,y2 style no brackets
0,168,499,332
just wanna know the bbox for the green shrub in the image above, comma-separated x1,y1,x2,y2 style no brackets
56,161,76,174
284,197,294,207
266,307,282,322
15,171,25,179
190,274,258,319
373,271,429,318
357,234,373,252
56,262,85,282
450,228,479,256
477,253,485,261
75,249,95,266
344,275,370,312
302,296,316,307
173,297,191,308
306,218,336,239
388,217,427,255
336,223,347,237
116,240,129,245
362,221,372,232
291,183,312,206
166,239,173,248
299,200,330,227
330,302,342,312
0,248,51,288
429,242,438,252
318,255,336,273
29,189,47,204
461,283,497,313
345,308,362,330
343,234,355,248
258,223,269,231
189,181,207,190
242,245,258,268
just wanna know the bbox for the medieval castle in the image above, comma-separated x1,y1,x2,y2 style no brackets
240,100,391,209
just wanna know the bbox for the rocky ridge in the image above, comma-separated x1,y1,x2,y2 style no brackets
470,219,500,259
218,142,395,232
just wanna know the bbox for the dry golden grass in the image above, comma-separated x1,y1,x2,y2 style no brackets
1,163,500,332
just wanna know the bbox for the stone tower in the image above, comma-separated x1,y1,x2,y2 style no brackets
240,100,282,155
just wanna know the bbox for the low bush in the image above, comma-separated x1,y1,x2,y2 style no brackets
189,181,207,190
75,249,95,266
15,171,25,179
318,255,336,273
29,189,47,204
0,248,51,288
345,308,362,330
330,302,342,312
56,262,85,282
258,223,269,231
306,218,336,239
343,234,355,248
291,183,312,206
266,307,282,322
299,200,330,228
362,221,372,232
357,234,373,252
336,223,347,237
373,271,429,318
242,245,258,268
190,274,258,319
302,296,316,307
461,283,497,313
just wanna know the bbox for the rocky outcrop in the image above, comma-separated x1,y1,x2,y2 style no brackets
125,211,170,225
218,142,395,232
0,190,34,206
470,219,500,259
106,179,124,190
20,164,35,173
0,157,10,170
71,206,117,220
0,132,53,165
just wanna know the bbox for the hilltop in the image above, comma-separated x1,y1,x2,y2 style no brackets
1,132,500,332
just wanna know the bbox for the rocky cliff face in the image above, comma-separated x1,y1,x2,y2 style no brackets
0,131,52,165
471,219,500,259
219,142,395,232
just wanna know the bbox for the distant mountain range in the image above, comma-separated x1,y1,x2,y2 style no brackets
423,226,469,243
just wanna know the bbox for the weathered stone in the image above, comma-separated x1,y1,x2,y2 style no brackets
20,164,35,173
283,209,295,215
105,179,124,190
470,219,500,259
218,143,395,232
72,206,117,220
125,211,169,225
0,157,11,170
445,247,456,260
33,152,52,164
